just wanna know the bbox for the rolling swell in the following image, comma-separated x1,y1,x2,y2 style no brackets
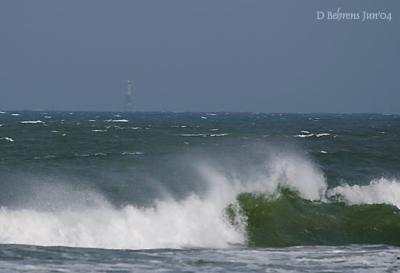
227,188,400,247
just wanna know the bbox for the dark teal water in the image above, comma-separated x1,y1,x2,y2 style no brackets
0,111,399,272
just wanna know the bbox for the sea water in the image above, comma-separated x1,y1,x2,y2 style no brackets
0,111,399,272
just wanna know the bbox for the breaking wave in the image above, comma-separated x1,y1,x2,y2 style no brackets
0,152,399,249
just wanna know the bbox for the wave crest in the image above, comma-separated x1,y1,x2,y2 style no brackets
0,151,399,249
327,178,400,208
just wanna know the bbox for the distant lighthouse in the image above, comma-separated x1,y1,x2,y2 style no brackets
124,80,133,112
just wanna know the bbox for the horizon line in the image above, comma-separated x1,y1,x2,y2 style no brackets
0,109,398,115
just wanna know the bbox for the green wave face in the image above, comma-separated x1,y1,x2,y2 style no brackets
226,188,400,247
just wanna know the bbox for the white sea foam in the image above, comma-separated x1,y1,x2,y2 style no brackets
209,133,229,137
0,137,14,142
294,133,314,138
250,153,327,200
328,178,400,209
316,133,330,137
105,119,129,123
20,120,45,124
11,113,20,116
0,170,245,249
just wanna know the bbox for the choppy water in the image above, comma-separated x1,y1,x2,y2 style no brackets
0,111,399,272
1,244,399,272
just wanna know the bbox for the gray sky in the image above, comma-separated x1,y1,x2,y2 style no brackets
1,1,399,113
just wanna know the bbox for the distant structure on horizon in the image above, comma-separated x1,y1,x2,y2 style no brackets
124,80,133,112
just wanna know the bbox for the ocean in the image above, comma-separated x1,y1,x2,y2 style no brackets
0,111,399,272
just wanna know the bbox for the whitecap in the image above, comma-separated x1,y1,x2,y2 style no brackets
209,133,229,137
0,137,14,142
294,133,314,138
11,113,20,116
328,178,400,209
20,120,45,124
316,133,330,137
106,119,129,123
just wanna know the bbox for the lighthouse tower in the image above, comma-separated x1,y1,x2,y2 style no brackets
124,80,133,112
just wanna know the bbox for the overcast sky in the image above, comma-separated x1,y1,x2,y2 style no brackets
0,1,399,113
